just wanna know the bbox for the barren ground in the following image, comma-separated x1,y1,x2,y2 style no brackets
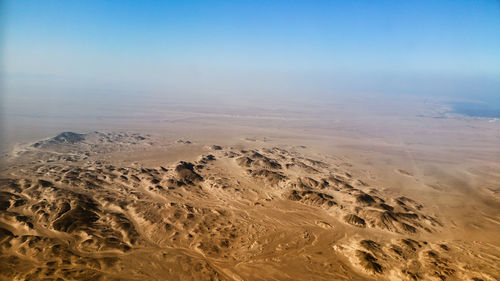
0,98,499,280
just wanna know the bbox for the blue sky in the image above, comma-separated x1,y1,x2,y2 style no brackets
3,0,500,101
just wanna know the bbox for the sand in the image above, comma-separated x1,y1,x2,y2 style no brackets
0,97,499,280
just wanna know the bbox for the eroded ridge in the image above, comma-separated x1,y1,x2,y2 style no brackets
334,237,498,281
0,132,496,281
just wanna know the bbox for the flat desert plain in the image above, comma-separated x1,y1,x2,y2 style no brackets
0,97,499,280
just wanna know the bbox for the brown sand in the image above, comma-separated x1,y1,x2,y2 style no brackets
0,98,499,280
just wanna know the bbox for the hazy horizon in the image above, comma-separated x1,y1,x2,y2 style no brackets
1,2,500,280
2,0,500,108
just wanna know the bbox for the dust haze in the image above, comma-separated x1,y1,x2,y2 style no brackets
1,0,500,280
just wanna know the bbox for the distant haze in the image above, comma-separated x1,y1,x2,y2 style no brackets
2,0,500,112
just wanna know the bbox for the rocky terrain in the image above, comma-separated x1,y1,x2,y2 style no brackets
0,132,498,281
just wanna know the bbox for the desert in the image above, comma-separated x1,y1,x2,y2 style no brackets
2,1,499,280
0,98,499,281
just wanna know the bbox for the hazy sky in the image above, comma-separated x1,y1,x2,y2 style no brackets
2,0,500,102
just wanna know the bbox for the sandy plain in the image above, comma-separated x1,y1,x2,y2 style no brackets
0,96,499,280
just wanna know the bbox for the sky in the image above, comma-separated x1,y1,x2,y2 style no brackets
2,0,500,104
